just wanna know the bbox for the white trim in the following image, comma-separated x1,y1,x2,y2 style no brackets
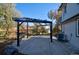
77,19,79,36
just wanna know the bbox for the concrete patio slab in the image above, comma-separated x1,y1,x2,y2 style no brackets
11,36,75,55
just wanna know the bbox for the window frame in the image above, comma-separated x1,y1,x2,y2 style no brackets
76,19,79,37
64,5,67,13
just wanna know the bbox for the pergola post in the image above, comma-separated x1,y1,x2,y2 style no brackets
17,22,20,46
27,22,28,38
50,22,52,42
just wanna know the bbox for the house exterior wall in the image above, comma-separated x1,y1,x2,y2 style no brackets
62,18,79,49
61,3,79,22
61,3,79,50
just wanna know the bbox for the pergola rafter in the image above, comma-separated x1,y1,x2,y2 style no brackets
13,17,53,46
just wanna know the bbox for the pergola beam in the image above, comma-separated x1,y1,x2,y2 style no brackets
19,22,24,26
13,17,52,23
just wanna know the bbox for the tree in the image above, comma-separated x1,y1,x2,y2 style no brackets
48,10,62,20
48,10,55,20
32,23,40,35
0,3,21,39
52,25,61,35
32,23,48,35
48,10,62,34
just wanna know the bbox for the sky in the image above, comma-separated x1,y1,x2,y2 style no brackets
16,3,61,26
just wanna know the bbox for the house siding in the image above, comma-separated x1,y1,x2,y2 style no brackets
62,15,79,51
61,3,79,50
62,3,79,22
62,20,79,50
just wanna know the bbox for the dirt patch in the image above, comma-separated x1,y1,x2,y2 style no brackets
0,39,15,55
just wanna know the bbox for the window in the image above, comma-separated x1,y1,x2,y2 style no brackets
77,19,79,36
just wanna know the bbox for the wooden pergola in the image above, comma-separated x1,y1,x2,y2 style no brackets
13,17,53,46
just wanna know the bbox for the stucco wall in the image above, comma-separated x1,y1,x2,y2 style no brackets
62,20,79,49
